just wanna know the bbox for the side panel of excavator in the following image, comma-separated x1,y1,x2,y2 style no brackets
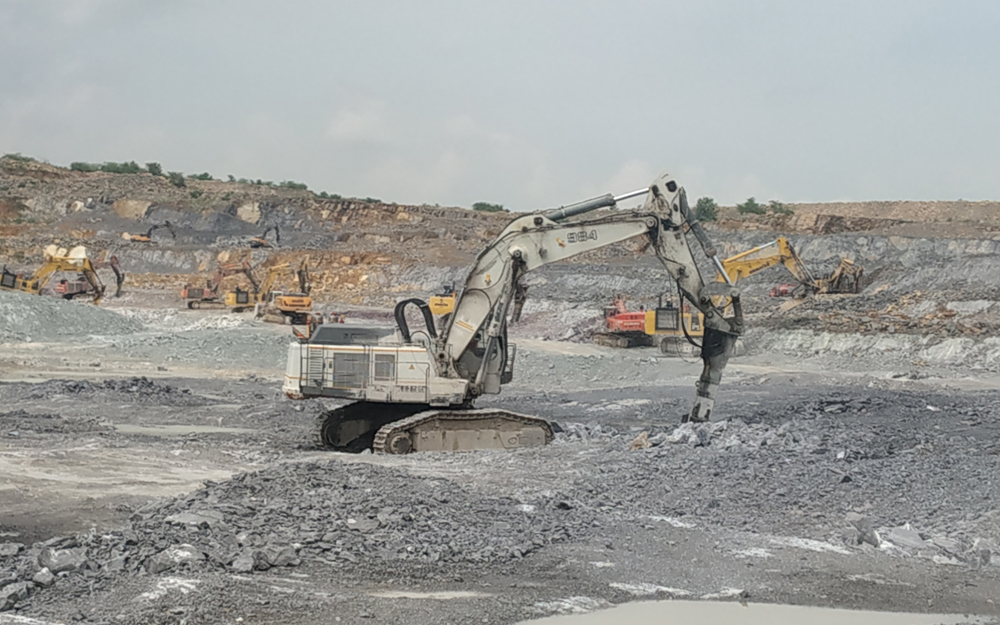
283,338,467,405
282,325,546,454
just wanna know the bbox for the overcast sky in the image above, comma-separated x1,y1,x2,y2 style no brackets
1,1,998,210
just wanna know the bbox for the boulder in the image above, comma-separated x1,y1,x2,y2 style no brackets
0,581,32,611
145,544,204,574
32,568,55,588
886,525,927,552
38,547,88,574
0,543,23,558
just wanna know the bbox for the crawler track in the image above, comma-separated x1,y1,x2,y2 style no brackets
372,408,554,454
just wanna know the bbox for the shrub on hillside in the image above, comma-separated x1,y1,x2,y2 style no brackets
70,162,100,172
694,197,718,221
146,162,163,176
472,202,505,212
100,161,143,174
167,172,186,188
736,197,766,215
3,153,36,162
769,200,793,216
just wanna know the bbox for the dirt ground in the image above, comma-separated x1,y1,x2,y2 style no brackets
1,301,998,624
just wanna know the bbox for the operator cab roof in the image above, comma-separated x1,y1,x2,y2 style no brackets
309,324,397,346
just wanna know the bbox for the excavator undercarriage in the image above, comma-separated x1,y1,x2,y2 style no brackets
314,402,553,454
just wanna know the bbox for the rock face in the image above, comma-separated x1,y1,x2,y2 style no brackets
111,199,152,220
236,202,261,224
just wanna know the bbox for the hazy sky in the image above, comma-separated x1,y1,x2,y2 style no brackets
2,1,998,210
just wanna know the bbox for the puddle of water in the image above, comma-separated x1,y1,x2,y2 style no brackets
115,424,255,437
519,600,994,625
370,590,490,600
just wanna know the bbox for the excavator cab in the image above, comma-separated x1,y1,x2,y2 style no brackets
652,301,679,330
428,283,457,316
226,286,253,308
1,266,17,290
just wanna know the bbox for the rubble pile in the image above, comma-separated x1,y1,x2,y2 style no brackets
0,409,110,435
0,460,578,612
0,289,143,343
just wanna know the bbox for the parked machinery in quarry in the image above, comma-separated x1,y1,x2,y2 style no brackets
180,261,255,310
255,260,315,325
593,293,704,355
1,246,115,305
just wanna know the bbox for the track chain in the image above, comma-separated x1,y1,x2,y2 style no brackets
372,408,554,454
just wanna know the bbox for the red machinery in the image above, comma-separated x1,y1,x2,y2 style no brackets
602,295,647,333
770,284,797,297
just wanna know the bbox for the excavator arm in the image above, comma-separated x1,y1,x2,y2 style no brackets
296,260,311,295
258,263,291,295
94,255,125,297
22,261,60,293
438,172,742,422
719,237,818,294
76,259,107,305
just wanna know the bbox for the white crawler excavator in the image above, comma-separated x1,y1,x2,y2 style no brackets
282,172,744,453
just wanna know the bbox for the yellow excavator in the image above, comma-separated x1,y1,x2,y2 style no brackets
1,247,109,304
718,237,863,297
593,294,704,355
54,254,125,300
254,260,315,324
122,221,175,243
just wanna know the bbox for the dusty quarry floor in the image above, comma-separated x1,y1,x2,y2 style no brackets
0,297,998,625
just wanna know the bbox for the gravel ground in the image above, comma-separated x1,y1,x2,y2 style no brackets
0,369,998,623
2,284,1000,623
